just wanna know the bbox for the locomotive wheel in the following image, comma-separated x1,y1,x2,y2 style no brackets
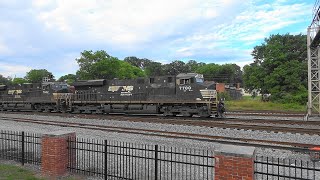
197,112,210,118
180,112,192,117
34,104,42,112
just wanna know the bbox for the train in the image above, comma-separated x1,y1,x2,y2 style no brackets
0,73,223,117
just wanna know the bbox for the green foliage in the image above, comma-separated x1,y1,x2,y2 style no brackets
186,60,206,72
0,74,11,85
144,61,165,76
123,56,242,83
243,64,266,92
217,92,232,101
76,50,145,80
162,60,190,75
226,96,306,112
25,69,54,83
58,74,77,84
243,33,307,104
196,63,241,83
76,50,111,79
0,164,44,180
12,77,28,85
124,56,165,76
117,61,146,79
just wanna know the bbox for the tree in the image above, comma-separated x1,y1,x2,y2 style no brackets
76,50,111,80
231,64,243,84
76,50,145,80
58,74,77,84
124,56,166,76
243,33,307,104
144,61,165,76
163,60,189,75
243,63,266,92
196,63,238,83
0,74,11,85
186,60,205,72
25,69,54,83
117,61,146,79
12,78,28,85
124,56,147,69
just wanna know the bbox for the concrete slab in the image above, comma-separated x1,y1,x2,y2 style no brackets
43,130,75,137
307,115,320,121
214,144,255,158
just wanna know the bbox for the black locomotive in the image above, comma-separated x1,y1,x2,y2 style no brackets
0,73,221,117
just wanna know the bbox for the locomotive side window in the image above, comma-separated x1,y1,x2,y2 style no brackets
179,79,190,85
150,78,155,84
168,77,173,83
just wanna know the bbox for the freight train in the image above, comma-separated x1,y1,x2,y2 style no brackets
0,73,222,117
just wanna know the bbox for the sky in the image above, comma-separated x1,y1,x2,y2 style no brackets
0,0,315,79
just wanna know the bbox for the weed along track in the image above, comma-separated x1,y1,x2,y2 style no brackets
0,116,319,151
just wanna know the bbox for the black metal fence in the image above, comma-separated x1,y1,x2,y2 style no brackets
2,129,320,180
67,138,215,180
255,156,320,180
0,130,41,165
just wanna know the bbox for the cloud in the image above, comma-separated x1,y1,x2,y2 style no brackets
0,42,11,54
0,62,32,78
0,0,313,78
32,0,242,47
169,0,311,64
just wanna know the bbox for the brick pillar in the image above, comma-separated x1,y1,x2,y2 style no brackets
41,131,76,177
214,144,255,180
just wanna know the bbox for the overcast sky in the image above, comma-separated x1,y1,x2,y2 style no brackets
0,0,314,78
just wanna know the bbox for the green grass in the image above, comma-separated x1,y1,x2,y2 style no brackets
0,164,85,180
225,96,306,113
0,164,43,180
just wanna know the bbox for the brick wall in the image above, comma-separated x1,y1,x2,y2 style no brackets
216,83,225,93
41,131,76,177
214,145,255,180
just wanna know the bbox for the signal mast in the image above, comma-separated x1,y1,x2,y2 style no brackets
308,1,320,116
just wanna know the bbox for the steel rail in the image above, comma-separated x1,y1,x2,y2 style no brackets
0,116,319,153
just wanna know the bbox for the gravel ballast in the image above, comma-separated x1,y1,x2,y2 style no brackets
0,112,319,161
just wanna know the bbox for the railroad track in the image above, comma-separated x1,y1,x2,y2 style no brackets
0,110,306,119
226,111,305,118
1,112,319,135
0,116,319,152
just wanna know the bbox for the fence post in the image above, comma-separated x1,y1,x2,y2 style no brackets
104,140,107,180
214,144,255,180
41,130,76,178
155,145,158,180
21,131,24,166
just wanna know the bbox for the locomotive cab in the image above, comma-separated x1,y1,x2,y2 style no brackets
173,73,218,117
175,73,217,101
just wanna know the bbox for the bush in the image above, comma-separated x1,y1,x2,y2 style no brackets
218,92,232,101
271,91,307,105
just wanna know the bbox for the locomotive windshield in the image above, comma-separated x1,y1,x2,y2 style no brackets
195,74,204,83
196,77,204,83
